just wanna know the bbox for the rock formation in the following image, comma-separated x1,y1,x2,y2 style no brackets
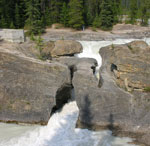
73,40,150,146
0,46,72,125
1,38,150,145
41,40,83,58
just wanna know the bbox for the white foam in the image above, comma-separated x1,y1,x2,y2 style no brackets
1,38,147,146
78,38,142,68
0,102,137,146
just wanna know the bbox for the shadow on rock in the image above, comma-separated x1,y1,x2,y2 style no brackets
80,95,93,129
108,113,115,131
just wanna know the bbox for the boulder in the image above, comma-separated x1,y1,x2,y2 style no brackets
73,40,150,146
53,56,97,68
101,40,150,91
53,57,98,82
41,41,54,59
42,40,83,58
0,48,71,125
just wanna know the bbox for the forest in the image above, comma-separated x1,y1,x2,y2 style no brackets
0,0,150,34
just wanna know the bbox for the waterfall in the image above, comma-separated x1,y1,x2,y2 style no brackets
0,101,137,146
0,39,146,146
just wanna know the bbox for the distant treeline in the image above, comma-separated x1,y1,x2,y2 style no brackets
0,0,150,34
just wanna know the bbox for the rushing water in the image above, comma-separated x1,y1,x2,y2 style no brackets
1,38,150,146
0,102,136,146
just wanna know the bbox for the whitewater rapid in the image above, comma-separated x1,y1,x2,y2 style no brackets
1,38,150,146
0,102,137,146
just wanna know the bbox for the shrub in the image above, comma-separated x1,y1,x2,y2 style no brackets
144,87,150,92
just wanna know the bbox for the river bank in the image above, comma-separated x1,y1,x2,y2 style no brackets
42,24,150,41
0,26,150,145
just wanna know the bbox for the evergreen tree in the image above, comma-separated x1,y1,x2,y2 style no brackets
19,0,26,28
0,0,149,30
25,0,44,34
10,21,15,29
112,0,121,24
129,0,138,24
68,0,84,29
92,14,101,28
85,0,102,26
100,0,114,30
60,2,69,27
15,3,20,28
50,0,63,23
0,0,11,28
140,0,149,26
45,7,52,26
0,16,8,28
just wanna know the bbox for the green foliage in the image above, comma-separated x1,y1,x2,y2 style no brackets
139,0,150,26
0,0,149,31
129,0,138,24
111,44,115,49
144,87,150,92
25,0,44,35
112,0,121,24
45,7,52,26
68,0,84,29
30,32,36,41
15,3,20,28
92,14,101,28
10,22,15,29
35,35,44,53
60,2,69,27
100,0,114,30
92,27,97,32
30,33,44,53
50,0,63,23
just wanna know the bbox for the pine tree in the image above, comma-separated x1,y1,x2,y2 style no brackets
19,0,26,28
45,7,52,26
15,3,20,28
10,21,15,29
140,0,149,26
112,0,121,24
60,2,69,27
0,0,11,28
68,0,84,29
129,0,138,24
25,0,44,35
92,14,101,28
85,0,101,26
0,16,8,28
50,0,63,23
100,0,114,30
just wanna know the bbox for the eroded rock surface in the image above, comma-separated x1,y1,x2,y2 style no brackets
0,48,71,125
42,40,83,58
100,40,150,91
73,40,150,146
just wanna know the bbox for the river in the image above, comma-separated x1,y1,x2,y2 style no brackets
1,38,150,146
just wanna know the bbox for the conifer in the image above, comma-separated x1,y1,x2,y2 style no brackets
60,2,69,27
15,3,20,28
129,0,138,24
25,0,44,34
100,0,114,30
68,0,84,29
92,14,101,28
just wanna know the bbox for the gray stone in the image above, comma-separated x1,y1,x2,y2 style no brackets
73,40,150,146
0,29,25,43
42,40,83,58
0,48,71,125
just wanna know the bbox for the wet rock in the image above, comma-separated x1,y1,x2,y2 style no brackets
73,40,150,146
